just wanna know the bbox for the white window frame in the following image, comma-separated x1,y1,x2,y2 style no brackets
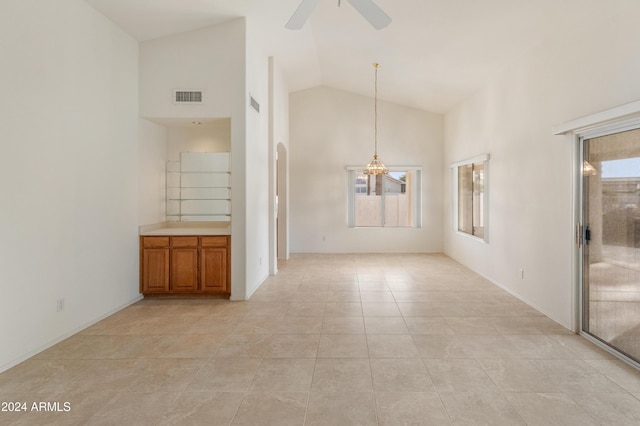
450,154,490,243
346,166,422,228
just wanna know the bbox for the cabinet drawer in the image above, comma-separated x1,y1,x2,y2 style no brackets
202,236,228,247
172,236,199,247
142,236,170,248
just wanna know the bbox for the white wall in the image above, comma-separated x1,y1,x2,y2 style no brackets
244,21,271,297
0,0,139,371
166,121,231,161
443,1,640,329
138,119,167,226
139,20,248,300
139,21,245,119
290,86,443,253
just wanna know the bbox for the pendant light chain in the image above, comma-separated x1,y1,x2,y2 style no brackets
364,62,388,175
374,63,378,157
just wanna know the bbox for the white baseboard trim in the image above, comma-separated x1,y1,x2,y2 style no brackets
0,294,144,374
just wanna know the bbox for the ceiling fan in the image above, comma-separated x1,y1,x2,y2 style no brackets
286,0,391,30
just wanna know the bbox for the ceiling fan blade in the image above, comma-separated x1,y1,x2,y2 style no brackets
286,0,321,30
346,0,392,29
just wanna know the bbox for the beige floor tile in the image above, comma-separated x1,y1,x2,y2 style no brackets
505,392,597,426
532,359,624,393
549,335,617,359
214,333,271,358
305,392,377,426
457,335,520,359
188,315,240,334
7,253,640,426
233,316,282,334
370,358,434,392
321,316,365,334
396,302,440,317
361,302,401,317
324,302,363,316
364,317,409,334
358,281,390,292
375,392,451,426
585,359,640,393
413,335,474,359
60,359,147,394
438,391,525,425
318,334,369,358
327,290,361,302
0,389,117,426
366,334,419,358
502,335,577,359
262,334,320,358
404,317,455,335
478,359,558,393
444,317,501,335
360,291,395,302
150,334,224,359
425,359,500,393
286,302,326,317
249,358,315,392
311,359,373,392
275,316,323,334
391,291,432,302
244,303,290,317
570,392,640,425
33,335,118,360
128,358,205,392
492,316,570,334
231,392,308,426
87,392,179,425
186,358,261,392
159,391,244,426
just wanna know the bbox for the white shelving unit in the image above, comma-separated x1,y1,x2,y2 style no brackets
167,152,231,222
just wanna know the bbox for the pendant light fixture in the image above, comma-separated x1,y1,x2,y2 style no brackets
364,63,389,175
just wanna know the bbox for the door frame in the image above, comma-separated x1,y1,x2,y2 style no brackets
554,100,640,367
571,116,640,368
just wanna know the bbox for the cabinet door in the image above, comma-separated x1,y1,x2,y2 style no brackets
171,248,199,291
142,248,170,292
200,247,228,292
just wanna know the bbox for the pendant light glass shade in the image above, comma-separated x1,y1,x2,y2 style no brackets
364,63,389,175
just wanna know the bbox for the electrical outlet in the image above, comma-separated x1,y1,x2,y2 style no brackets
519,269,524,279
56,298,65,312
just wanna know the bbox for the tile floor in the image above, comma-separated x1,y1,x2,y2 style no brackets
2,253,640,425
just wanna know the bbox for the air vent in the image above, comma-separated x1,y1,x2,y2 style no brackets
250,95,260,113
173,90,204,104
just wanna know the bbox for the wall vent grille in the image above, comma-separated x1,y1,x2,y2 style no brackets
250,96,260,113
173,90,204,104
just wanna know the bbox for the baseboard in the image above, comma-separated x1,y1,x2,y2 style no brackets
0,294,144,374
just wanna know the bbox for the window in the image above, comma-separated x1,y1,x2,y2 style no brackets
451,154,489,241
347,167,421,228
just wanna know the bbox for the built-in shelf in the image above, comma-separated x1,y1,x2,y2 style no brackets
167,152,231,222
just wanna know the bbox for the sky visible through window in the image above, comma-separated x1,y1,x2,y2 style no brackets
602,157,640,178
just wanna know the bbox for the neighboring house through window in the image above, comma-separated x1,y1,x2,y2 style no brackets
347,167,422,228
451,154,489,241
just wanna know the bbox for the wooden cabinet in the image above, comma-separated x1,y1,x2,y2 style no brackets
140,235,230,296
141,237,170,293
201,236,230,293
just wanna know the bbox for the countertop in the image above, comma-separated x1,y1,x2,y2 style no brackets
139,222,231,236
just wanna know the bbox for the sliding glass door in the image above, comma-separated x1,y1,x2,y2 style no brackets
582,127,640,363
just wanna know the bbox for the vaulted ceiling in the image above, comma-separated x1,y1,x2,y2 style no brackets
86,0,614,113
